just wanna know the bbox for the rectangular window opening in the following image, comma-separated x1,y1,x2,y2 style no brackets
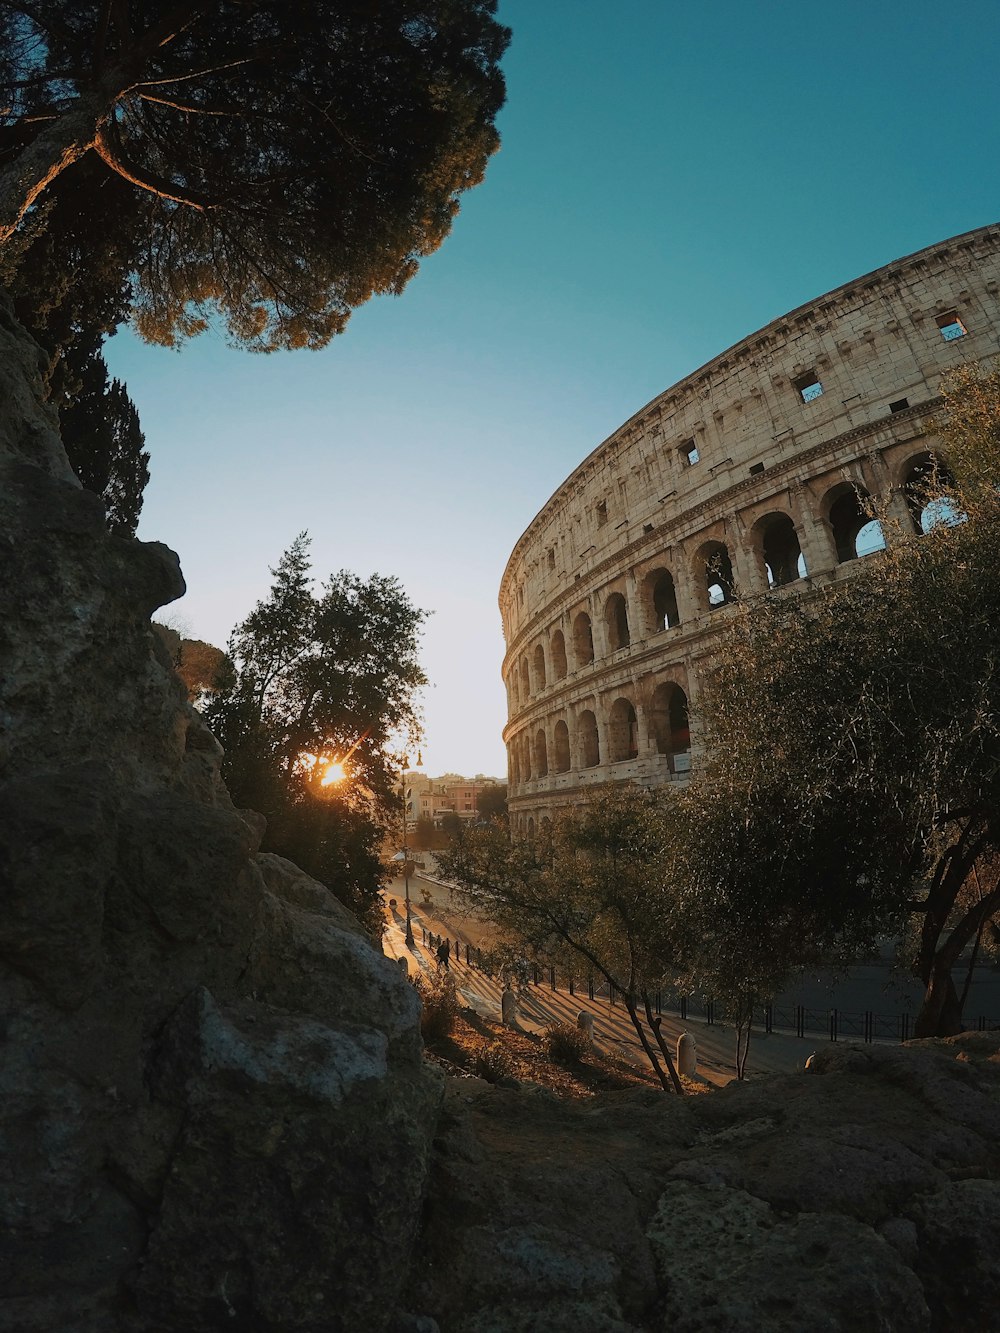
547,548,555,570
749,462,765,476
680,439,699,466
596,500,608,527
936,311,967,341
794,371,823,404
889,397,909,413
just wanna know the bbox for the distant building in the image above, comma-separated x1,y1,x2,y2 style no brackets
405,772,503,826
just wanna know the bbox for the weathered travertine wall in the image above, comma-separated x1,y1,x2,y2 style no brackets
500,224,1000,832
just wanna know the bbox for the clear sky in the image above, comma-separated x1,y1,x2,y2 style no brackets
105,0,1000,779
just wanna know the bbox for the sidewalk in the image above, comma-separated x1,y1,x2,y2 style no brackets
383,874,820,1088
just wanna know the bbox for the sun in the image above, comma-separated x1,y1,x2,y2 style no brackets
321,760,347,786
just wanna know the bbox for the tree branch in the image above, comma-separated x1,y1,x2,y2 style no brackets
93,118,216,209
136,92,242,116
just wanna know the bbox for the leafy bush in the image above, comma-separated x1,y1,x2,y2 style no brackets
473,1039,516,1084
545,1022,590,1065
413,968,458,1041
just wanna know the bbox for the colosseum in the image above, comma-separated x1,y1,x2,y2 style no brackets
499,223,1000,836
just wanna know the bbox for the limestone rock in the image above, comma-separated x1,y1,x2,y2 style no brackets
406,1038,1000,1332
0,296,440,1333
647,1181,929,1332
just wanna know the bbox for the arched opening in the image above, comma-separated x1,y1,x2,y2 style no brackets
534,728,548,778
759,513,806,587
532,642,546,691
608,697,639,762
519,655,530,700
508,671,518,708
573,611,595,667
646,568,680,632
520,734,531,783
550,629,568,680
578,709,600,768
509,745,520,787
553,719,571,773
605,592,630,651
526,817,535,842
649,682,690,758
828,488,885,561
699,541,736,608
901,453,964,533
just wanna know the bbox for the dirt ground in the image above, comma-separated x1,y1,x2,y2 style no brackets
422,1002,708,1098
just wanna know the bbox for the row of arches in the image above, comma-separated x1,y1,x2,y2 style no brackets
509,683,690,785
508,453,958,711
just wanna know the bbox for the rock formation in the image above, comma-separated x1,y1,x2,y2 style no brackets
0,297,441,1333
408,1036,1000,1332
2,296,998,1332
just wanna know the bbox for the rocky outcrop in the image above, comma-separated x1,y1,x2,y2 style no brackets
0,297,441,1333
405,1034,1000,1332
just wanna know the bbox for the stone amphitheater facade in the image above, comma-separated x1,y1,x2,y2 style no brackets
499,223,1000,835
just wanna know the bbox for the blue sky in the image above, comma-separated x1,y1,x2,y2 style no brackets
106,0,1000,777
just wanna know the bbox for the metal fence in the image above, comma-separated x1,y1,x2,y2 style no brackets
418,927,998,1045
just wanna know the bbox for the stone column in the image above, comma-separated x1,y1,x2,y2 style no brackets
789,483,837,576
672,545,700,621
726,515,764,597
589,592,609,660
625,568,642,644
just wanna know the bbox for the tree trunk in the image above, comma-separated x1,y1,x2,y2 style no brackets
0,1,207,246
641,989,684,1095
913,964,964,1037
0,93,111,246
621,994,671,1092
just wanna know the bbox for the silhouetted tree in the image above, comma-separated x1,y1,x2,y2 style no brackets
0,1,509,350
58,346,149,535
1,155,151,530
476,783,508,821
205,534,426,933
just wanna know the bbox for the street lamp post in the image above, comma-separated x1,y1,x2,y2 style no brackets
401,753,414,948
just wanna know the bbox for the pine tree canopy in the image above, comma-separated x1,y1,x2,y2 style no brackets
0,1,509,349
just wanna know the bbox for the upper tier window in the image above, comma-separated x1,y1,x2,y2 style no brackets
680,439,699,466
794,371,823,404
936,311,967,341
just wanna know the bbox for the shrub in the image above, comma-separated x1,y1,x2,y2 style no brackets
545,1022,590,1065
473,1039,516,1084
413,968,458,1041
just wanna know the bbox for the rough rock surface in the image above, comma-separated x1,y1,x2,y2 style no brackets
0,298,441,1333
403,1035,1000,1332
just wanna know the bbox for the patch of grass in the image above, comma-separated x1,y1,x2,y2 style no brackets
544,1022,591,1065
413,968,458,1040
473,1039,517,1084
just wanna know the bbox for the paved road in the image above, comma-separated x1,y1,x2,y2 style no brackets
384,873,820,1087
395,870,1000,1018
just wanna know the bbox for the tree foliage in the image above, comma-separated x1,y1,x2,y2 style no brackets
0,155,151,531
58,346,149,535
440,787,686,1092
0,0,509,350
683,364,1000,1037
476,783,508,821
205,533,426,932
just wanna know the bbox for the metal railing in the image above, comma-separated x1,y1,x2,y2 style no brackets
417,928,998,1044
